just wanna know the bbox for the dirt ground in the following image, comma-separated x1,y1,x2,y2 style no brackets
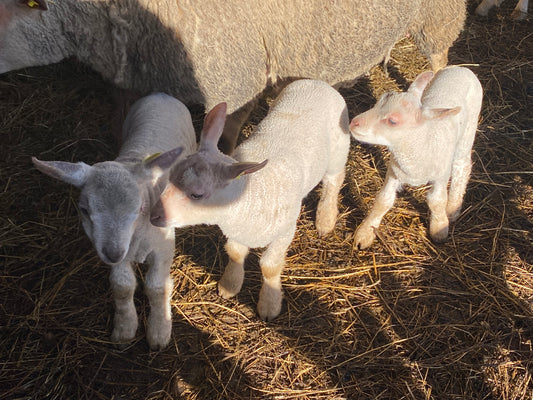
1,1,532,399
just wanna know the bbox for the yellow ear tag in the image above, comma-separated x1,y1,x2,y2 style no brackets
143,152,161,163
27,0,40,8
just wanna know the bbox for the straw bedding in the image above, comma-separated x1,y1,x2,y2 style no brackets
1,2,531,399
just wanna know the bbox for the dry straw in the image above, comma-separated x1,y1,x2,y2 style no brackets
1,3,531,399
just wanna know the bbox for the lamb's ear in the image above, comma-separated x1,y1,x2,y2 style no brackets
32,157,91,187
199,103,227,151
144,147,184,182
222,159,268,180
408,71,434,99
144,147,184,170
422,106,461,120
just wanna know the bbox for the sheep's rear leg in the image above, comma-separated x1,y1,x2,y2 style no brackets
475,0,505,16
354,170,400,249
446,158,472,223
257,231,294,321
427,180,449,243
218,240,249,299
316,169,345,236
429,48,449,72
110,262,138,344
144,243,174,350
511,0,528,20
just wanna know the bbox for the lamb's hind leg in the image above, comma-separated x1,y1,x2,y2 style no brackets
447,117,476,223
110,262,138,344
427,180,449,243
144,237,174,350
257,230,295,321
219,240,249,299
316,169,345,237
446,158,472,223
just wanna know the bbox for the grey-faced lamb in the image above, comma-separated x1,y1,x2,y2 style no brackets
475,0,528,20
149,79,351,321
349,66,483,249
32,93,196,349
0,0,467,152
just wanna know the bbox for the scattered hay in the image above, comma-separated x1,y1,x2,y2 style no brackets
1,2,532,399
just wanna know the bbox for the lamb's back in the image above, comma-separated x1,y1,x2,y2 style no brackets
235,80,347,195
119,93,196,161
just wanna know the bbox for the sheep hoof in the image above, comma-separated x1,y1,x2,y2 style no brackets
353,224,376,250
147,319,171,351
429,224,449,243
111,316,138,345
257,285,283,321
218,280,241,299
511,10,527,20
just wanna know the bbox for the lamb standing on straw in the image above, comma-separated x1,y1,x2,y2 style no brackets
32,93,196,349
349,66,483,249
150,80,351,320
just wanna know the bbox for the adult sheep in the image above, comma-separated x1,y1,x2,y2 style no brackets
0,0,466,151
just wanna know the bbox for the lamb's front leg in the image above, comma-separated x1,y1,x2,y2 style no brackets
354,170,400,249
427,179,449,243
257,230,295,321
144,238,174,350
109,262,138,344
316,169,345,236
218,240,249,299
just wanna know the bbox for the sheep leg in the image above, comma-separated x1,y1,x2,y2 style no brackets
429,48,449,72
475,0,504,16
354,170,400,249
511,0,528,20
218,240,249,299
144,241,174,350
316,169,345,236
427,180,449,243
109,262,138,344
257,231,295,321
446,158,472,223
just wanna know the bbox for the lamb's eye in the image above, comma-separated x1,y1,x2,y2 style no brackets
190,193,204,200
79,206,89,217
386,117,398,126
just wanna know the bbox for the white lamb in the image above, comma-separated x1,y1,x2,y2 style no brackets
349,66,483,249
149,79,351,321
475,0,528,20
32,93,196,349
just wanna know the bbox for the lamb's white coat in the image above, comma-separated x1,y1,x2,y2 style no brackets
32,93,196,349
150,80,351,320
349,66,483,248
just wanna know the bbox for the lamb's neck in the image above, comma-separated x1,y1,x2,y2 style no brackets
388,131,430,176
198,177,249,229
